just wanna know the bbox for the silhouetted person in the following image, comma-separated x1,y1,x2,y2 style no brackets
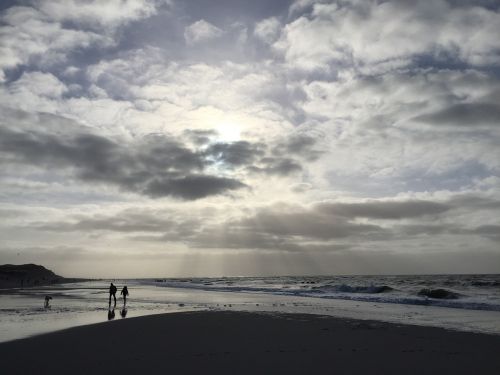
121,286,129,306
44,295,52,308
108,307,115,320
109,282,117,307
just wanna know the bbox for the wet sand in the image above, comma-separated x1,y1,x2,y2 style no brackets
1,311,499,374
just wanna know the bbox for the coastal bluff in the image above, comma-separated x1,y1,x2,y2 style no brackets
0,264,63,288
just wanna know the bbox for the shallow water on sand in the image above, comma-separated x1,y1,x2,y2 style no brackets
1,279,500,342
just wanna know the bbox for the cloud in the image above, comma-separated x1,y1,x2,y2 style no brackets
276,0,500,74
247,157,303,176
144,175,247,200
254,17,281,44
0,1,162,81
272,133,324,161
184,19,224,45
9,72,68,98
37,210,179,233
290,182,313,193
30,202,380,252
448,195,500,210
414,103,500,128
0,110,322,200
296,68,500,194
0,114,246,200
197,133,322,176
237,204,384,240
394,223,500,242
204,141,265,166
315,200,451,219
215,196,500,249
37,0,161,29
471,225,500,242
395,224,452,236
183,129,218,145
1,0,500,275
197,136,317,176
20,191,500,257
0,6,110,81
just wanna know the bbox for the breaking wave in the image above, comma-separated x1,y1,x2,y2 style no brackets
150,274,500,312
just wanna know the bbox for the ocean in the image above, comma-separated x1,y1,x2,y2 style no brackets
1,274,499,342
151,274,500,311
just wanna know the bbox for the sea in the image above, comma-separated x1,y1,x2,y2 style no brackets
1,274,499,342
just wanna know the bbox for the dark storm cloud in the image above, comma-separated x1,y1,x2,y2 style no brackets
182,129,218,145
447,195,500,210
398,223,500,242
0,127,120,173
191,227,295,251
0,111,322,199
136,135,205,172
315,200,451,219
231,199,499,247
27,201,386,251
38,208,355,252
204,141,265,166
470,225,500,242
39,212,176,233
202,134,319,176
235,132,325,176
36,210,201,240
247,157,302,176
0,122,245,200
190,226,354,252
177,201,389,251
237,205,385,240
144,175,247,200
414,103,500,128
27,193,500,253
272,134,324,161
395,224,451,236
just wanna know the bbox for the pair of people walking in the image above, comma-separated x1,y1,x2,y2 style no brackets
109,283,129,307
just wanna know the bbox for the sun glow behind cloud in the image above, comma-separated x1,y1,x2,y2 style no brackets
215,122,241,142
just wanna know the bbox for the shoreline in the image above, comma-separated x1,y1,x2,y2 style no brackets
2,310,499,374
2,280,500,343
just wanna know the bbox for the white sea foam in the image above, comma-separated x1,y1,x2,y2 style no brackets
150,274,500,312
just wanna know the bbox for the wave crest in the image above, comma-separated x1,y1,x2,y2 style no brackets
417,288,460,299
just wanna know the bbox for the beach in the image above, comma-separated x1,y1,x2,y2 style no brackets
2,1,500,373
2,310,499,374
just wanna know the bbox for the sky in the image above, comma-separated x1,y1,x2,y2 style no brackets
0,0,499,278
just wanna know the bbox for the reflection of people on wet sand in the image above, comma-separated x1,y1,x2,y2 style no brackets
109,282,117,307
44,296,52,308
108,307,115,320
121,286,129,306
120,307,128,318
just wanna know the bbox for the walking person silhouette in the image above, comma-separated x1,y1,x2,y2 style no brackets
109,282,117,307
121,285,129,306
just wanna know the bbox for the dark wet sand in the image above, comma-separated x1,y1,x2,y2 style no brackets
1,311,499,374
